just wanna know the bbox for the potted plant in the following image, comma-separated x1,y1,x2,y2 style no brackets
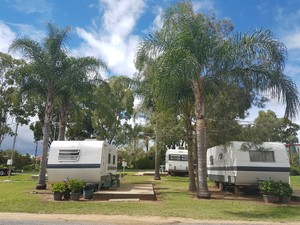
274,181,293,203
259,180,293,203
63,180,71,200
68,179,85,201
52,182,66,201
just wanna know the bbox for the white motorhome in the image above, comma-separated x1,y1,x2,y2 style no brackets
47,140,118,188
165,149,188,176
207,141,290,190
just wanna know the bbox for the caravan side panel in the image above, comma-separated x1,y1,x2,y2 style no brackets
47,141,105,183
207,142,290,186
235,142,290,185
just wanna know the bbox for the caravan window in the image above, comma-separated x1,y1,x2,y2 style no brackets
108,153,111,164
58,149,80,161
181,155,188,161
169,154,188,161
249,151,275,162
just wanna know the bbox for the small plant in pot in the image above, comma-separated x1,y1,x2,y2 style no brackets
68,179,86,201
63,180,71,200
52,182,66,201
259,180,293,203
274,181,293,203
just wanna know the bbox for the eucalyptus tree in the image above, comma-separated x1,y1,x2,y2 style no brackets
240,110,300,144
92,76,134,146
0,52,32,147
57,56,107,141
136,2,299,198
9,23,71,189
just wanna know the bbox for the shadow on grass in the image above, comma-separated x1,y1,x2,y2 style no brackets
224,207,300,221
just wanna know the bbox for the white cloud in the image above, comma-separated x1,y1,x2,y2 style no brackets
0,22,16,53
9,0,52,15
142,6,163,34
73,0,146,77
192,0,216,13
284,31,300,50
6,23,45,43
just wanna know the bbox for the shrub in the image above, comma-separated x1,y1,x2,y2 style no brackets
135,156,155,169
52,182,67,193
68,179,85,193
259,180,293,197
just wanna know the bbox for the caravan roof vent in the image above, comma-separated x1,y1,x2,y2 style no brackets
58,149,80,161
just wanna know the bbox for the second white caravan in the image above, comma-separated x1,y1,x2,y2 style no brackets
207,141,290,189
165,149,188,176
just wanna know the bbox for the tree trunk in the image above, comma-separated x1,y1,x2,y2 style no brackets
185,114,196,192
36,93,54,190
58,98,69,141
194,79,210,198
154,135,161,180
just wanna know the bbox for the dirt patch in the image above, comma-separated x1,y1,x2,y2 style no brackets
208,186,300,205
31,185,300,205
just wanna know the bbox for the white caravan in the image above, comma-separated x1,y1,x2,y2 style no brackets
165,149,188,175
207,141,290,189
47,140,118,187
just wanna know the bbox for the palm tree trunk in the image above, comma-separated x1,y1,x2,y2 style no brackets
185,114,196,192
194,79,210,198
36,93,54,189
154,135,161,180
58,98,69,141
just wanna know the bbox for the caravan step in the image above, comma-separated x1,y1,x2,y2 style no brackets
109,198,140,202
93,184,156,201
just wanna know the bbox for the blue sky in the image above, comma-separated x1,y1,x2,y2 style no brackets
1,0,300,154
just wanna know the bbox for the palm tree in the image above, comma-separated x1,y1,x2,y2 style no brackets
136,58,197,189
9,23,71,189
57,56,107,141
136,2,299,198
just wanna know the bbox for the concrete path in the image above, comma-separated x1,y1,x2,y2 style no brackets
93,183,156,201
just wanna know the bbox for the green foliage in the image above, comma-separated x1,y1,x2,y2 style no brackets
0,52,31,146
67,179,85,193
29,121,43,143
290,153,300,175
259,180,293,197
52,181,67,193
92,76,134,146
240,110,300,143
0,150,35,170
135,156,155,169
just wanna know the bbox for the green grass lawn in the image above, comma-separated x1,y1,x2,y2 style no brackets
0,172,300,222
